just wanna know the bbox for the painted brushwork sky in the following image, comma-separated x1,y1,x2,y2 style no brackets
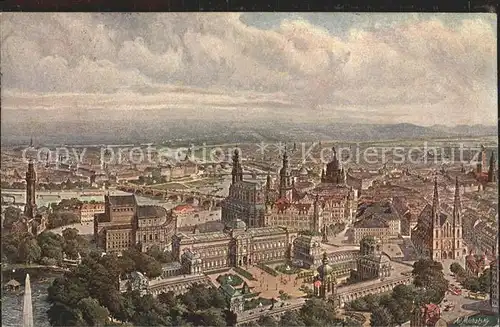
1,13,497,126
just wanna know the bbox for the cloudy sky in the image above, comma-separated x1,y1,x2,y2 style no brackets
1,13,497,126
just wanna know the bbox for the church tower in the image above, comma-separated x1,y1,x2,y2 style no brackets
231,149,243,184
279,148,293,201
265,171,273,210
477,145,486,174
431,177,441,260
452,177,465,259
313,193,323,232
24,160,37,219
488,152,497,183
323,147,345,185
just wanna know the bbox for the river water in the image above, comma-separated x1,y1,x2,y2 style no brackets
2,270,57,327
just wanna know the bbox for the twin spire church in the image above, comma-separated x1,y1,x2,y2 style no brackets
411,177,466,260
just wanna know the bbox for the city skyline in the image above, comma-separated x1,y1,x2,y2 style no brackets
1,13,497,126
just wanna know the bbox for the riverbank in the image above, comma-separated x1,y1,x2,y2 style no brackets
2,263,69,273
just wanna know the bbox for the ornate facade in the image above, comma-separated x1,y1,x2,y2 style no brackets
172,221,298,273
263,147,357,233
221,150,266,228
321,147,346,185
313,253,338,300
94,194,176,254
222,147,357,233
350,236,392,282
411,177,466,261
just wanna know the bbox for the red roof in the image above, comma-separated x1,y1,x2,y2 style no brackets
275,197,290,205
173,204,195,213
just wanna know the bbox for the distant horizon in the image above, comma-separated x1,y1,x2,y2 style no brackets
0,108,498,128
1,119,497,147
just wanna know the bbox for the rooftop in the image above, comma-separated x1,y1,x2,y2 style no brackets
107,195,136,206
137,205,168,219
353,215,390,229
178,231,231,243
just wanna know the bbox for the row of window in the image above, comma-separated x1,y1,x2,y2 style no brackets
142,233,160,241
108,232,132,240
112,207,134,212
107,240,132,249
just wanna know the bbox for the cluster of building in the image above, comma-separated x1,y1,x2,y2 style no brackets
1,143,202,190
94,195,177,253
221,147,357,233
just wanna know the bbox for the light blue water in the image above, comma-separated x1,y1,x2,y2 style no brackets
2,275,53,327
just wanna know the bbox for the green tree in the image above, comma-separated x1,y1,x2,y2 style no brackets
78,297,110,326
47,302,84,327
450,262,466,277
147,245,174,263
299,298,340,326
37,232,64,263
279,310,306,327
1,231,29,263
62,228,79,241
412,259,448,304
478,269,491,293
389,284,416,324
19,236,42,264
2,206,22,229
370,306,395,327
257,315,278,327
158,291,177,308
196,308,227,327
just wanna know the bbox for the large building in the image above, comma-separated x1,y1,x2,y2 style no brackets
221,150,267,228
350,215,391,244
79,202,105,224
222,147,357,232
172,220,298,273
11,160,47,236
411,177,466,261
94,194,176,254
349,236,392,282
352,201,401,241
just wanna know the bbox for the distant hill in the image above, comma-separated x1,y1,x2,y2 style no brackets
429,124,497,137
1,110,496,146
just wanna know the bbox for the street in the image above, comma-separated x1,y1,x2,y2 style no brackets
439,259,491,322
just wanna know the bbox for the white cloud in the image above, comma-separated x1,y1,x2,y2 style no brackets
0,13,496,126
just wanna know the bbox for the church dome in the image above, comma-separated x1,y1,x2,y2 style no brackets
231,219,247,230
299,166,308,176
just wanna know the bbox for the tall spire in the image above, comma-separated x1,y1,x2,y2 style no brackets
488,152,496,183
432,177,440,225
282,145,289,169
279,147,293,200
24,160,37,219
29,137,33,148
453,177,461,226
231,148,243,184
266,170,272,189
22,274,34,327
